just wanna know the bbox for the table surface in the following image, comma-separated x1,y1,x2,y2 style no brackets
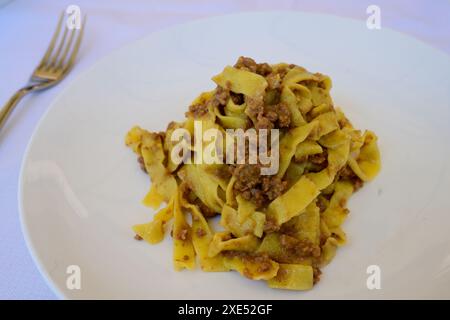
0,0,448,299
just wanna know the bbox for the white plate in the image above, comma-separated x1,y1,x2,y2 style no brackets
19,12,450,299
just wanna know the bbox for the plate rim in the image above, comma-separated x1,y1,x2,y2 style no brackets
17,10,450,300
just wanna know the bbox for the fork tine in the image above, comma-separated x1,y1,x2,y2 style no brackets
47,23,68,69
53,27,76,70
37,12,65,69
63,15,86,73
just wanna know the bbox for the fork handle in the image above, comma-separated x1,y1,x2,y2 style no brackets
0,88,30,132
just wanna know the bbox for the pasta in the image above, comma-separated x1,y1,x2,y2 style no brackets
125,57,381,290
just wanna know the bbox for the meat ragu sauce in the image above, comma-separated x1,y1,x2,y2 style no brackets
126,56,381,290
230,164,288,208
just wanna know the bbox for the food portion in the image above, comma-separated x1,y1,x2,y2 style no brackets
125,57,381,290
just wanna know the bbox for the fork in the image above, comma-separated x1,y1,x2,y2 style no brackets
0,12,85,133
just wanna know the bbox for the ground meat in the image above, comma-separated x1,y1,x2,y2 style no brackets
241,188,266,208
352,178,364,191
266,73,281,89
273,266,289,283
249,253,273,274
309,150,328,165
316,197,328,213
222,252,275,279
232,164,261,192
260,103,291,129
196,228,206,238
214,86,229,106
186,103,209,118
338,165,352,178
246,96,291,130
257,262,272,273
279,234,321,261
307,150,328,171
265,110,278,122
276,103,291,128
214,165,232,180
302,80,318,88
255,113,275,130
223,251,273,269
278,221,297,237
245,96,264,119
176,228,189,241
264,218,279,233
180,182,192,201
237,252,272,265
134,234,143,241
230,92,244,105
234,56,258,72
234,56,274,76
256,63,272,76
262,176,288,201
319,234,328,246
231,164,288,208
313,266,322,284
137,156,147,173
338,165,364,192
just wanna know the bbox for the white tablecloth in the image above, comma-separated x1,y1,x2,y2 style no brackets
0,0,448,299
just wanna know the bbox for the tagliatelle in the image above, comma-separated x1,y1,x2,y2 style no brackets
268,264,314,290
267,176,320,226
125,57,381,291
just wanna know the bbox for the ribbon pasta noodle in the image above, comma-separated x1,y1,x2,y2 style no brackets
125,57,380,290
